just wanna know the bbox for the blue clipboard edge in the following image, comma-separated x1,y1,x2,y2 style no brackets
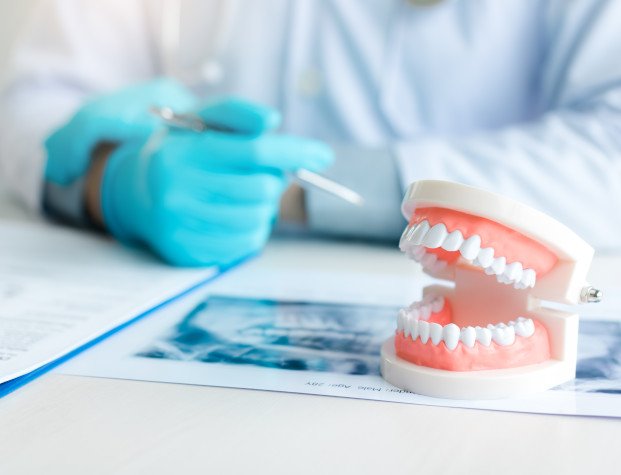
0,253,256,399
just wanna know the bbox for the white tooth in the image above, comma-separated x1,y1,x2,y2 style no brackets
420,305,431,320
476,247,495,268
415,246,427,260
421,253,438,269
418,320,430,344
443,323,460,350
514,317,535,337
460,326,476,348
513,320,526,337
429,323,443,345
409,318,419,340
520,269,536,288
504,262,523,282
404,247,414,259
410,221,430,246
490,256,506,275
459,235,481,261
513,281,527,290
399,225,414,250
492,325,516,346
430,259,447,274
496,273,512,285
409,307,420,320
397,309,407,332
442,230,464,252
431,296,445,313
519,269,530,285
515,267,524,283
491,326,512,346
404,314,413,337
475,326,492,346
423,223,448,249
408,245,426,261
484,266,496,275
400,224,410,239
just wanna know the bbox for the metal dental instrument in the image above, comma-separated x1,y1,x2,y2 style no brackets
150,106,365,206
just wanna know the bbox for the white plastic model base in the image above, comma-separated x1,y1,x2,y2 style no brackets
381,339,576,400
380,180,596,400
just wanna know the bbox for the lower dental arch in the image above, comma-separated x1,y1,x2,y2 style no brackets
397,296,536,350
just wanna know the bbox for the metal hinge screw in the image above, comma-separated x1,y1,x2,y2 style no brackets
581,286,603,303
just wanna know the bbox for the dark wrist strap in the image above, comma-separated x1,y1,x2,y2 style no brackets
43,141,117,229
43,178,93,228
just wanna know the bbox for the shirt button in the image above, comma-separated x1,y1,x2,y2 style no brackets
297,68,322,97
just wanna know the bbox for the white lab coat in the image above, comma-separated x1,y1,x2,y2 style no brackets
1,0,621,248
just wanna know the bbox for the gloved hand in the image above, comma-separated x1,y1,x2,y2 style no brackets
101,99,333,266
44,78,333,267
45,79,198,187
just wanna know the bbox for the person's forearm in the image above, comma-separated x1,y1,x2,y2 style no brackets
394,94,621,250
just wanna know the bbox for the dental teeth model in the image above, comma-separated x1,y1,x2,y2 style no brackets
381,180,601,399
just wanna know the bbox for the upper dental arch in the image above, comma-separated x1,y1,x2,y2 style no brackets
400,220,537,289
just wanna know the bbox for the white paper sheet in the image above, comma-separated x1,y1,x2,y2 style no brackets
0,221,217,384
59,256,621,418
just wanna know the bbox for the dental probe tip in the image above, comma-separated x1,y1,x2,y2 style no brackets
294,167,365,207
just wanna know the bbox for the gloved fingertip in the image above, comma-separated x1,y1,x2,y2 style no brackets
262,108,282,131
315,141,335,164
199,97,281,135
243,105,281,135
300,141,335,172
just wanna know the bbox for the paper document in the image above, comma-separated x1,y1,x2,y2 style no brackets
0,221,217,386
59,252,621,418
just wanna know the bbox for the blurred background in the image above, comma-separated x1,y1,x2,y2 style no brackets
1,0,620,250
0,0,36,85
0,0,37,209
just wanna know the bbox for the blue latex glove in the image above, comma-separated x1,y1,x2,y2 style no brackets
45,78,198,186
101,99,333,267
44,78,333,266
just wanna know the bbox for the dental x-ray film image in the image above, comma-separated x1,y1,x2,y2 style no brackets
135,296,398,376
135,296,621,397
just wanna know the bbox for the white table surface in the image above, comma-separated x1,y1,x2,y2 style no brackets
0,193,619,475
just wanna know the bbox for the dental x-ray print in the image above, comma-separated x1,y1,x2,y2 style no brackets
135,296,397,376
135,295,621,393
